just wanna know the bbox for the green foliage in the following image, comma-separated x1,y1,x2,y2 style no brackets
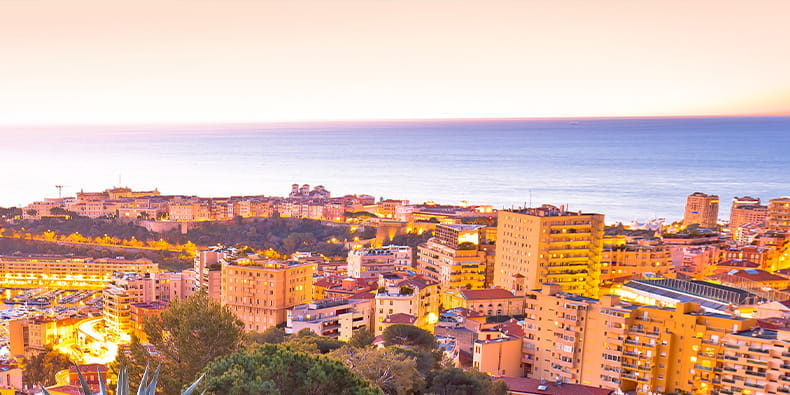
200,344,381,395
328,346,424,395
460,216,496,226
344,211,379,218
282,329,346,354
248,326,286,345
381,324,437,351
387,232,434,254
22,348,71,387
456,242,477,251
348,326,376,348
3,216,360,260
49,207,80,217
426,368,508,395
388,346,442,373
180,217,357,256
116,292,245,394
66,363,204,395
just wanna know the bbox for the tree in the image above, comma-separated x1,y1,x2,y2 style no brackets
282,328,345,354
200,344,381,395
22,348,71,386
381,324,437,351
348,326,375,348
116,291,245,394
248,326,286,345
426,368,508,395
328,346,424,395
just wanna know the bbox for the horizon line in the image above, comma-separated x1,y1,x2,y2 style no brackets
0,113,790,130
2,112,790,130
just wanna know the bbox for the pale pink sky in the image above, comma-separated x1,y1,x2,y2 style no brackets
1,0,789,125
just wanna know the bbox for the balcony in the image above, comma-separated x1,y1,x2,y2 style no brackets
748,347,769,354
621,372,638,381
745,370,766,378
743,382,763,389
746,359,768,366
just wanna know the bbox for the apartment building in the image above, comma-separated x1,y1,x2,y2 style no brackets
417,224,487,291
194,247,237,297
0,256,158,289
683,192,720,229
717,326,790,394
103,286,133,340
730,196,768,232
347,245,412,278
494,205,605,298
286,297,373,340
472,320,524,377
520,284,788,395
221,258,314,332
9,316,82,357
601,239,674,288
768,197,790,232
373,276,440,335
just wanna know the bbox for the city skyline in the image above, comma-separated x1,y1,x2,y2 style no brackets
1,0,790,126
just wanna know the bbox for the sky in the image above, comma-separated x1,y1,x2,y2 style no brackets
1,0,789,126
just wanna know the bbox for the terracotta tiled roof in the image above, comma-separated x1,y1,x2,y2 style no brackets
497,377,613,395
495,319,525,338
717,259,759,268
459,288,516,300
314,278,339,288
756,317,790,331
383,313,417,324
69,363,107,373
719,269,789,283
349,290,375,300
44,385,84,395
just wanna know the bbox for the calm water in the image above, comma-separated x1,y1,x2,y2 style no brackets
1,116,789,223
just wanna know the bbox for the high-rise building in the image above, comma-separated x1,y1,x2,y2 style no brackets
417,224,487,291
221,258,314,332
768,197,790,232
522,285,769,395
683,192,719,228
494,205,605,298
729,196,768,233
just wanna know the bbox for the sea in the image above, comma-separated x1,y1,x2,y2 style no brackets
1,116,789,224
